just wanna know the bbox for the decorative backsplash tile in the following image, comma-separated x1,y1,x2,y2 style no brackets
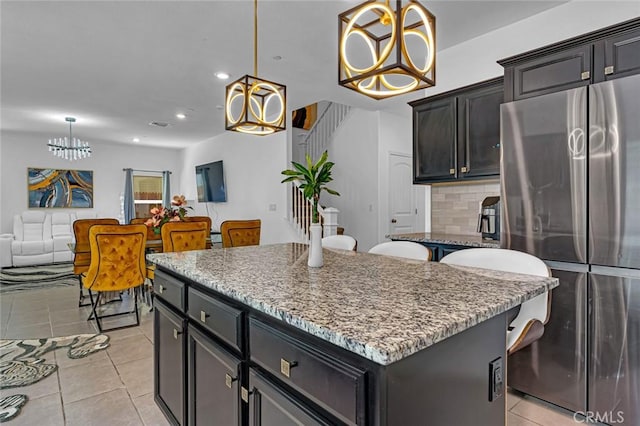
431,181,500,235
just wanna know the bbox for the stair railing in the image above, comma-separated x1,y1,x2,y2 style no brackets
300,102,351,161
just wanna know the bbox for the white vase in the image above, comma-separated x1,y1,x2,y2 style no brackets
308,223,324,268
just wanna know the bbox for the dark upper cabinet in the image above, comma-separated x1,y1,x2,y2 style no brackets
413,97,457,182
411,77,503,184
594,25,640,81
500,17,640,101
188,325,241,426
509,45,592,101
457,83,503,179
155,300,187,426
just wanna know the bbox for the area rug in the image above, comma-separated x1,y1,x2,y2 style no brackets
0,334,109,423
0,263,76,293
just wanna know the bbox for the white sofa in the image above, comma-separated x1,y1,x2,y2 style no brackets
0,211,99,268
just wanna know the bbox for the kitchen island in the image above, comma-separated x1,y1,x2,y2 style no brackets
148,243,557,426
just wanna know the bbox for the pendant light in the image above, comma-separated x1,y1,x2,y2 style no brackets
47,117,92,161
225,0,286,135
338,0,436,99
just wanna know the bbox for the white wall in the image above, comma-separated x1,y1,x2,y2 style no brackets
178,129,301,245
0,130,181,234
324,109,379,251
377,110,426,241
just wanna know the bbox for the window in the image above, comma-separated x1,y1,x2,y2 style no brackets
133,174,163,219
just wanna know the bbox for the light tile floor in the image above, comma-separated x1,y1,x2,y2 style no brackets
1,284,585,425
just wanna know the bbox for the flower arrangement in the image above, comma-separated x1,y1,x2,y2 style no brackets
145,195,192,235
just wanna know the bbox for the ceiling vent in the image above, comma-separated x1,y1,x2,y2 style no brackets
148,121,170,128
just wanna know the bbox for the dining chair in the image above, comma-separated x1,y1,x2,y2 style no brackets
220,219,261,248
161,221,209,252
368,241,432,261
322,235,357,251
82,224,147,332
439,248,552,355
72,218,120,307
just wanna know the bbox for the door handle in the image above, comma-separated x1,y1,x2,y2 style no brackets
391,219,397,223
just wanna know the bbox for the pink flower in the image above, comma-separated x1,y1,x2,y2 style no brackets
150,207,160,215
171,195,187,207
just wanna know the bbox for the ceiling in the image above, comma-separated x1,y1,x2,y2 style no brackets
1,0,565,149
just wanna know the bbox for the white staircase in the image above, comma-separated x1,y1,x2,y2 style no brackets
289,101,351,240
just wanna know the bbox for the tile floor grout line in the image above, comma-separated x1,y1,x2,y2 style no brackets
508,410,546,426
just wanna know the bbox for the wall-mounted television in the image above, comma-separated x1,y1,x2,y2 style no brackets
195,160,227,202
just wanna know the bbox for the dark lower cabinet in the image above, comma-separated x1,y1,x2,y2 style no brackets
155,299,186,426
188,324,241,426
248,369,332,426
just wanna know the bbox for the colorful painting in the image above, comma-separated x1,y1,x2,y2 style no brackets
28,168,93,208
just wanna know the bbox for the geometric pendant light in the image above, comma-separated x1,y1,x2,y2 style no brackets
338,0,436,100
47,117,92,161
225,0,286,135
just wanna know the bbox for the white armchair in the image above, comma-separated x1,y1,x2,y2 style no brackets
51,212,74,263
11,211,54,266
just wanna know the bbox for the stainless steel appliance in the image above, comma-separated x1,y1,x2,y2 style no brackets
477,196,500,241
501,73,640,424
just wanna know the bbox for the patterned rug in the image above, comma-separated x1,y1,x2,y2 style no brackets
0,334,110,422
0,264,76,293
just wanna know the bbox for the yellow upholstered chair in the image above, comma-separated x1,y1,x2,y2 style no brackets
161,221,208,252
82,224,147,332
72,218,120,307
220,219,261,248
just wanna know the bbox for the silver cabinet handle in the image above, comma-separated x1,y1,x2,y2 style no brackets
173,328,182,340
158,285,164,294
200,310,210,323
280,358,298,378
604,66,614,75
581,71,590,80
225,373,237,389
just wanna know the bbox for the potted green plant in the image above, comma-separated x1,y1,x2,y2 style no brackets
281,150,339,267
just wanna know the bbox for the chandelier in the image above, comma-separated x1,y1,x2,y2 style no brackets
225,0,286,135
48,117,92,161
338,0,436,99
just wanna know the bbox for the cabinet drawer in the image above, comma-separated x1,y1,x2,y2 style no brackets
249,317,367,426
155,270,186,312
188,287,244,353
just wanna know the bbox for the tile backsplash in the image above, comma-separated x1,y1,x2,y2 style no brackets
431,181,500,235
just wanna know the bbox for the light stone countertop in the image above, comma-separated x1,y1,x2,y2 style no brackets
388,232,500,248
148,243,557,365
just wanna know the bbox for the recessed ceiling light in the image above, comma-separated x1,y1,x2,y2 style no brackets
176,113,186,120
132,137,140,143
149,121,169,127
214,71,229,80
273,55,282,61
215,105,224,110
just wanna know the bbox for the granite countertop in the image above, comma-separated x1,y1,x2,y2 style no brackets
388,232,500,248
148,243,557,365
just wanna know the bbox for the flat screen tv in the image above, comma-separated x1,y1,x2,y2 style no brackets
195,160,227,202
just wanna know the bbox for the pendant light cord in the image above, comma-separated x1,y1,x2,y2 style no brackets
254,0,258,76
69,120,73,141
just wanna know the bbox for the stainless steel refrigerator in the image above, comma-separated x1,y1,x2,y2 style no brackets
501,73,640,424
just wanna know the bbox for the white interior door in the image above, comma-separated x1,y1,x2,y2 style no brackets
388,153,417,235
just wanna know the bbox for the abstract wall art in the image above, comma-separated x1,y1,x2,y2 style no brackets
28,168,93,208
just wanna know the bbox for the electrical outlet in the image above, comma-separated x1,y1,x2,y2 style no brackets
489,357,503,401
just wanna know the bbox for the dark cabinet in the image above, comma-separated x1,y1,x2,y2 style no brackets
411,77,503,184
595,25,640,81
155,299,186,425
188,325,241,426
508,44,592,101
248,369,332,426
501,17,640,101
413,97,457,181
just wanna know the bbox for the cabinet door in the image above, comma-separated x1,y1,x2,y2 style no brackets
457,83,503,179
594,26,640,81
512,44,592,100
413,97,457,182
248,370,332,426
155,300,186,425
188,325,241,426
